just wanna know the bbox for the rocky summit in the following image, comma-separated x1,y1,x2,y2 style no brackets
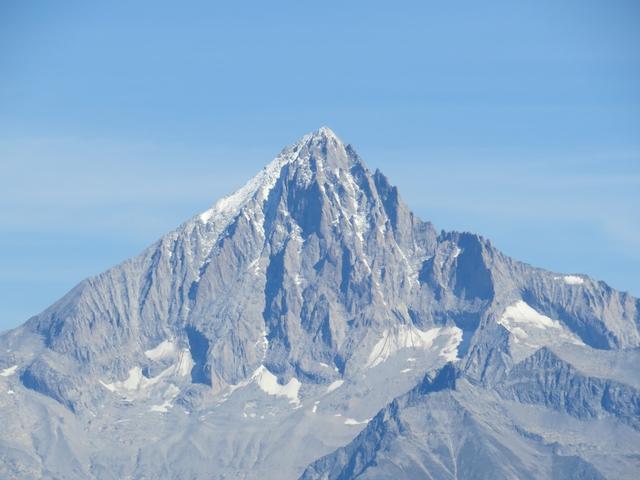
1,128,639,479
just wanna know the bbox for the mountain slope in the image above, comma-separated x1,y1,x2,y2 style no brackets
0,127,639,479
300,361,635,479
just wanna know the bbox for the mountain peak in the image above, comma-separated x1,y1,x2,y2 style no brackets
198,127,356,225
3,128,640,479
298,126,355,169
296,126,347,159
312,125,339,141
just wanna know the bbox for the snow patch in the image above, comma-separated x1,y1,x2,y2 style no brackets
149,384,181,413
563,275,585,285
251,366,301,405
401,368,413,373
498,300,584,347
175,349,195,377
499,301,561,330
144,340,177,361
367,325,463,368
439,328,464,362
149,400,173,413
344,417,370,426
100,350,193,399
553,275,585,285
101,367,151,395
0,365,18,377
326,380,344,394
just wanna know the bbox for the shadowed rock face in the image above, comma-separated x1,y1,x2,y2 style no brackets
1,128,639,479
495,347,640,429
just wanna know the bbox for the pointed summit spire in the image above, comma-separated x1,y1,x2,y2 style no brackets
292,126,356,171
197,127,360,225
298,126,344,151
314,126,339,140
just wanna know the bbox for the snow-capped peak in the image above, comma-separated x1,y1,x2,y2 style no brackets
197,127,349,225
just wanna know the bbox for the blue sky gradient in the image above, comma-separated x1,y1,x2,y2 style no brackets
1,1,639,331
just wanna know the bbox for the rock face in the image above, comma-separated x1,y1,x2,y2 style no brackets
0,127,639,479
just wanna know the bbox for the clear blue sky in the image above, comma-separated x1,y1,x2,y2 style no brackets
1,1,639,332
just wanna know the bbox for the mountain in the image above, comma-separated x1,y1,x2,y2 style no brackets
0,127,639,479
